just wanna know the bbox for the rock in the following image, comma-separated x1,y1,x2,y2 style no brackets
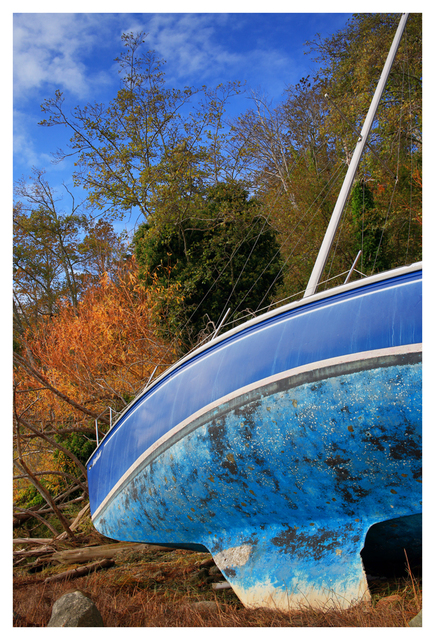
408,610,422,627
47,590,104,627
199,557,215,568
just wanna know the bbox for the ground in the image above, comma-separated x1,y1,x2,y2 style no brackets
13,530,422,627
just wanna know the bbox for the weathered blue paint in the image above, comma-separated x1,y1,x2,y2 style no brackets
87,265,422,610
87,267,421,512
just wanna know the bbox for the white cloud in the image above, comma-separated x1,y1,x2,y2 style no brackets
13,12,297,100
128,14,243,82
13,13,116,99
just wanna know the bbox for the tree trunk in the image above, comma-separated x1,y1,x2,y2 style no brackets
13,459,75,540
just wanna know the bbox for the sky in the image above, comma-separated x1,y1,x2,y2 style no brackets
9,4,429,263
12,6,358,235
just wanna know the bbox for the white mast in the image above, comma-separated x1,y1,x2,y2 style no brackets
303,13,409,298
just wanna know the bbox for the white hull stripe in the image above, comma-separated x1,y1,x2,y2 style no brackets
92,343,422,521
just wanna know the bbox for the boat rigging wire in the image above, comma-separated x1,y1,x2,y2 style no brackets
215,197,277,330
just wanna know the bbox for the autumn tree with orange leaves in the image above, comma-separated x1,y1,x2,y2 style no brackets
13,258,177,537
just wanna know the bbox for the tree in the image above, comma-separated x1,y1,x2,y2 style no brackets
231,13,421,299
78,218,130,283
231,80,348,299
14,170,87,324
305,12,422,273
13,258,174,535
231,91,293,194
13,169,131,352
39,32,243,223
134,182,284,353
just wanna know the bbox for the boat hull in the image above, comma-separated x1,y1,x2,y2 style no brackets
93,346,421,609
87,265,422,610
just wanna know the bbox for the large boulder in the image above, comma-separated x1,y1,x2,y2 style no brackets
47,590,104,627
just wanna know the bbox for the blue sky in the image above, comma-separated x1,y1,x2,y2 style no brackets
11,5,429,235
12,6,358,233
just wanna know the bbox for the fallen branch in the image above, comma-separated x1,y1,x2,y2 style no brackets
13,426,96,439
44,558,115,583
15,415,88,478
13,547,55,558
13,459,75,539
13,495,86,529
51,542,173,564
54,502,90,541
13,538,56,545
212,581,232,590
13,504,46,527
13,504,61,537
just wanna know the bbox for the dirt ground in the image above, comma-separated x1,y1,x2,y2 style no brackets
13,534,422,627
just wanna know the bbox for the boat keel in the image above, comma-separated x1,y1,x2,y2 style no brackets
207,519,371,610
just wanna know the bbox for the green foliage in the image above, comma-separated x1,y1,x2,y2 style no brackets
351,180,390,274
134,182,284,352
15,483,46,508
53,432,96,478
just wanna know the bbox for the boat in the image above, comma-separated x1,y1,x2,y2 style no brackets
86,14,421,610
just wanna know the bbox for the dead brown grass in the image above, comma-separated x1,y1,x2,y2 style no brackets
13,545,422,627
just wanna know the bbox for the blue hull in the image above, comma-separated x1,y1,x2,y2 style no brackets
87,264,422,609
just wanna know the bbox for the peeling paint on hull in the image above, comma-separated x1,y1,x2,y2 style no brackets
87,266,422,611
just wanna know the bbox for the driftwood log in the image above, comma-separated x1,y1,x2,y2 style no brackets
13,538,56,545
44,558,115,583
51,542,175,564
13,546,55,558
212,581,232,590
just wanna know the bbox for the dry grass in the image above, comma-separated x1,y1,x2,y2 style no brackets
13,545,422,627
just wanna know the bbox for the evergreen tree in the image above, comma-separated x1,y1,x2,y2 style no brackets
134,182,283,352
